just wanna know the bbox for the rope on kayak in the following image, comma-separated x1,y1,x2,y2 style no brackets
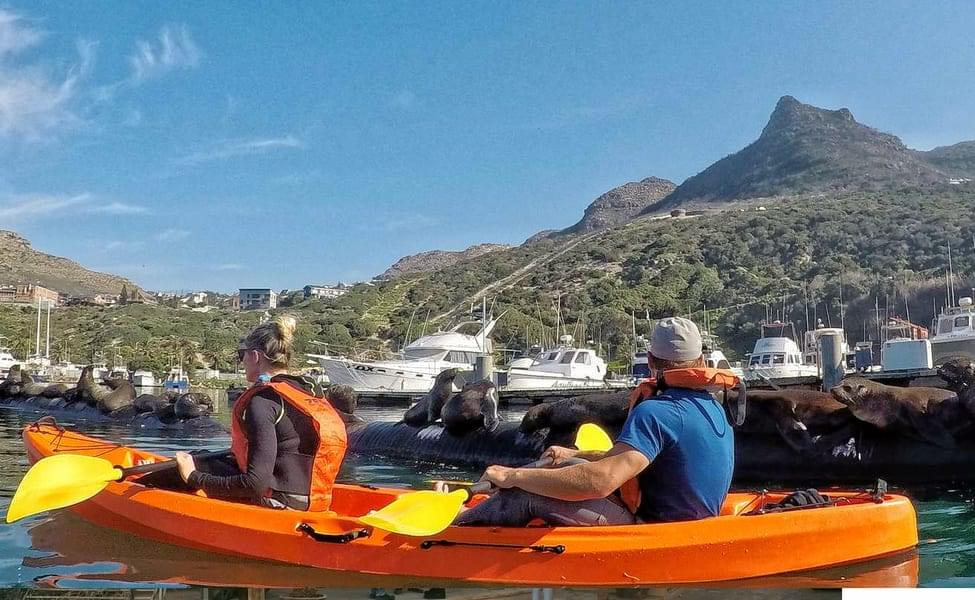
297,523,371,543
30,417,122,458
420,540,565,554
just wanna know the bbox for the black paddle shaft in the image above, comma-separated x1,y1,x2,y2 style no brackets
115,449,232,479
465,455,555,498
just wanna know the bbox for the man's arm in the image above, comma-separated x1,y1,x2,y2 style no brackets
483,442,650,502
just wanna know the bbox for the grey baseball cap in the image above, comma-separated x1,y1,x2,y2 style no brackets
650,317,703,362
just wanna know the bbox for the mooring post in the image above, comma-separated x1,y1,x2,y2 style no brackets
820,332,845,392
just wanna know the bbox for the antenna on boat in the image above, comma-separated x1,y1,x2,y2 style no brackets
948,242,956,307
404,307,418,348
839,278,845,333
803,282,810,333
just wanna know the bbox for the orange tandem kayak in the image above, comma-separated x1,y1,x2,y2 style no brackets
21,422,919,586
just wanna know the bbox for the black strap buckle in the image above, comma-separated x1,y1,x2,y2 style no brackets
297,523,371,543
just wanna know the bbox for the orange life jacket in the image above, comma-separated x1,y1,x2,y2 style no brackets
619,367,740,514
231,380,348,512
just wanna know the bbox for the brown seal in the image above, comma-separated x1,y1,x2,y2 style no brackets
77,366,136,413
830,377,961,448
441,380,501,435
403,368,462,427
728,388,853,452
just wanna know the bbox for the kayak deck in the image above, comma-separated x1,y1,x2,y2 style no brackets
21,421,919,586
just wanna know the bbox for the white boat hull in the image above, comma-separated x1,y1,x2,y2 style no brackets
318,357,468,394
501,368,609,392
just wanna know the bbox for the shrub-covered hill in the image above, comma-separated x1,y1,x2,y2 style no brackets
332,185,975,363
5,186,973,372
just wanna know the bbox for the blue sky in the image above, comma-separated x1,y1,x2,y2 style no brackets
1,2,974,293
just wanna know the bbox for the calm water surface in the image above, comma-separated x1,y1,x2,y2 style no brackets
0,391,969,589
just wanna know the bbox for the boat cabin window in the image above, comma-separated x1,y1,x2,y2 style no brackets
761,355,772,365
749,356,761,366
574,352,591,365
405,348,447,360
716,359,731,369
546,352,561,361
772,354,785,365
954,316,971,329
446,351,478,364
939,319,953,335
560,352,576,364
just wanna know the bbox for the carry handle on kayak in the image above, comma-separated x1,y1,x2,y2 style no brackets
297,523,371,544
116,450,233,479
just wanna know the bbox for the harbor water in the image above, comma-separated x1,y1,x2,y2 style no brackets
0,390,971,588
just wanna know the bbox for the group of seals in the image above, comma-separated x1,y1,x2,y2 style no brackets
401,368,501,435
0,364,219,428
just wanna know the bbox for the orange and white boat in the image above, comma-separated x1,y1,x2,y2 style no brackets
21,421,918,586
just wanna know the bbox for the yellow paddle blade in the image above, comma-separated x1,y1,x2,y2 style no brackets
576,422,613,452
359,489,469,537
6,454,122,523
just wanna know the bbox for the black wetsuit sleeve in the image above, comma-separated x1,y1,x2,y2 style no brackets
187,394,279,499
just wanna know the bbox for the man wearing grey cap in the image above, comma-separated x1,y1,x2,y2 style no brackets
446,316,735,527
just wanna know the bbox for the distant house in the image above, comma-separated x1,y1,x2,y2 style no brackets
12,284,60,306
0,285,17,303
190,292,208,305
238,288,278,311
303,283,349,299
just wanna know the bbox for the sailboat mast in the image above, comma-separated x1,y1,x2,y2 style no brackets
34,299,41,360
45,301,50,359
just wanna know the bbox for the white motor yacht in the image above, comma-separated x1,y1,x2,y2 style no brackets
745,322,818,383
930,297,975,365
501,335,608,392
314,315,502,393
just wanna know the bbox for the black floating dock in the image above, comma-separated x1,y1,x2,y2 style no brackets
358,383,630,405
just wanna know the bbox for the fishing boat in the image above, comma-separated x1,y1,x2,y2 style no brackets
314,315,502,394
131,369,157,387
16,422,919,586
880,318,932,371
930,297,975,366
162,366,190,393
0,343,16,377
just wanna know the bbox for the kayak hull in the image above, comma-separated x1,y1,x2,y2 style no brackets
21,422,919,586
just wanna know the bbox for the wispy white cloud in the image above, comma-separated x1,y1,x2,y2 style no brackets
129,24,201,83
0,193,91,220
215,263,244,271
155,228,190,242
178,135,303,165
0,10,44,57
0,9,95,140
381,214,442,232
100,240,144,252
91,201,150,215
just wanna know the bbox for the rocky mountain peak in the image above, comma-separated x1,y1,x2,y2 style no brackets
560,176,676,234
647,95,946,210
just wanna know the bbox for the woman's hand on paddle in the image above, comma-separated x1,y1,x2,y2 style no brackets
175,451,196,483
541,445,579,465
479,465,517,489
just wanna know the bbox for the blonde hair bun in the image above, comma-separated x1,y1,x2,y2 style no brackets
275,314,298,344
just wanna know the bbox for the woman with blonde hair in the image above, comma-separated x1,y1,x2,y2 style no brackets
169,314,348,511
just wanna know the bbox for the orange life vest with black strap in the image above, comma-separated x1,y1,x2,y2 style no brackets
231,380,348,512
618,367,740,514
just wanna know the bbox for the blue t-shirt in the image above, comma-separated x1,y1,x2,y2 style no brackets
616,388,734,522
